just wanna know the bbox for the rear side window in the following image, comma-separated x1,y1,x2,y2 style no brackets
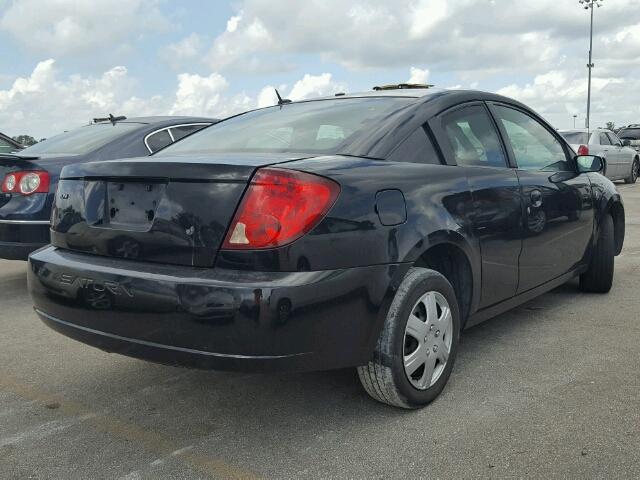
493,105,570,172
619,128,640,140
599,133,612,145
170,124,208,142
146,130,173,153
387,127,441,165
0,138,17,154
441,105,507,168
607,133,622,146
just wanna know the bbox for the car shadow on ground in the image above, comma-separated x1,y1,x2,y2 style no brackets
52,277,592,432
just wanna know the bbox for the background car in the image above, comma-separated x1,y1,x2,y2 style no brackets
28,86,624,409
617,124,640,155
559,128,639,183
0,115,216,260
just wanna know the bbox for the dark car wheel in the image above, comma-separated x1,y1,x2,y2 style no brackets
624,158,639,184
357,267,461,409
580,213,615,293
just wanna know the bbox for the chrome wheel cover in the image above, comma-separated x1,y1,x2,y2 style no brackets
403,291,453,390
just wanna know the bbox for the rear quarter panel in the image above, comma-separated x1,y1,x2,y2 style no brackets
216,155,482,309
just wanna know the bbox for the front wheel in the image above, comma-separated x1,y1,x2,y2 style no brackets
580,214,615,293
624,158,639,184
357,268,461,409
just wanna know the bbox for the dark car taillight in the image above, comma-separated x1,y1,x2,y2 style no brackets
222,168,340,250
1,171,50,195
577,145,589,155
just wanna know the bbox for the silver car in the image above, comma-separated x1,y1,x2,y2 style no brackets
559,128,639,183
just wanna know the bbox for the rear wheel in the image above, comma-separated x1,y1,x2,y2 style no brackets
624,158,639,184
580,214,615,293
357,268,460,409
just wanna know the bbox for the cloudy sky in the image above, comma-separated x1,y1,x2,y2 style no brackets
1,0,639,139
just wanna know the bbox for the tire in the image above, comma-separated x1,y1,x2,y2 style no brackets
357,268,461,409
580,213,615,293
624,158,639,184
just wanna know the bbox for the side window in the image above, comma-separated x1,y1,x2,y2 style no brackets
387,127,442,165
607,132,622,146
493,106,570,172
146,130,172,153
600,133,612,145
0,138,16,154
441,105,507,168
170,124,208,142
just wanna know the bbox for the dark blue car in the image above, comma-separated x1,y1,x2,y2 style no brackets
0,116,216,259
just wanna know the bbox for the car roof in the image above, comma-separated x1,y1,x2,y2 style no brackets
559,128,612,134
116,116,217,126
307,87,446,102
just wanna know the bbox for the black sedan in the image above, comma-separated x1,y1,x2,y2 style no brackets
27,86,624,409
0,116,216,260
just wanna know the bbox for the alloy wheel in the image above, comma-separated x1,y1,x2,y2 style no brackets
403,291,453,390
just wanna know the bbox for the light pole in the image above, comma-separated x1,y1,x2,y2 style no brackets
573,114,577,128
579,0,603,132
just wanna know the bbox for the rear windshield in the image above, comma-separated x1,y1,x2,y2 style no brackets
20,123,142,156
156,97,416,156
618,128,640,140
560,131,589,145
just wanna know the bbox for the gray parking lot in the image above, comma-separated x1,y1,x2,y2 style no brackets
1,183,639,479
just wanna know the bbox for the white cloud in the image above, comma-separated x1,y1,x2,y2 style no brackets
226,13,242,33
0,60,348,137
0,0,170,56
161,33,206,70
204,0,640,74
497,70,630,129
288,73,345,100
408,67,430,85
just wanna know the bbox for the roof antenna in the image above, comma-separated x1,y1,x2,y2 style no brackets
93,113,127,125
275,89,291,105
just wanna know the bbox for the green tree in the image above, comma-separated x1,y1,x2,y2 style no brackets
605,121,616,131
12,135,38,146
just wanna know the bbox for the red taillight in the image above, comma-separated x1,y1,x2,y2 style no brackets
1,171,50,195
577,145,589,155
222,168,340,250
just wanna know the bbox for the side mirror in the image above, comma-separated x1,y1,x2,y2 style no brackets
622,139,631,147
576,155,604,173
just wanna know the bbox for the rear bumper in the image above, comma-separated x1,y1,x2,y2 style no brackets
0,221,50,260
0,240,47,260
28,246,405,372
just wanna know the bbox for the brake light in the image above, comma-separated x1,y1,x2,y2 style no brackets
222,168,340,250
577,145,589,155
1,171,50,195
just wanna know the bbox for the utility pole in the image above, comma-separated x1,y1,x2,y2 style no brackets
579,0,603,132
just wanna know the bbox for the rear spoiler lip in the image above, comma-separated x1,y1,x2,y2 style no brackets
0,154,40,160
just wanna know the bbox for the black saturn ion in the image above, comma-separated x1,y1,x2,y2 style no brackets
28,85,624,408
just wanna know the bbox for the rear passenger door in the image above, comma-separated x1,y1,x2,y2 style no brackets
432,102,522,308
488,103,594,293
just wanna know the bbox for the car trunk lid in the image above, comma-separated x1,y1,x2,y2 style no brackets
50,153,310,267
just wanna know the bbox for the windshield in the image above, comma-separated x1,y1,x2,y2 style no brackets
560,131,589,145
156,97,416,156
21,122,142,156
618,128,640,140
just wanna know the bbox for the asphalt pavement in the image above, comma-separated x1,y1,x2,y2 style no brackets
1,183,639,479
